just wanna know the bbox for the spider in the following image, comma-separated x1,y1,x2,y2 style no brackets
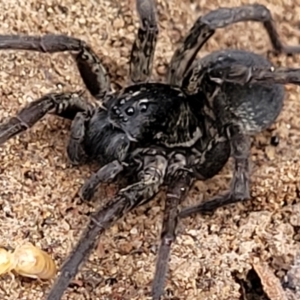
0,1,300,299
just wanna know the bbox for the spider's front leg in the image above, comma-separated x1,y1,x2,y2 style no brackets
0,91,89,146
152,153,193,300
130,0,159,83
180,126,251,218
167,4,300,86
45,150,168,300
0,34,111,100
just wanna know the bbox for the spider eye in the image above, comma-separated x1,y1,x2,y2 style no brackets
140,104,148,112
126,107,135,116
112,106,121,115
119,99,126,105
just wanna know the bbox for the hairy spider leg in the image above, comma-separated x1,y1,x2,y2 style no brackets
45,151,168,300
0,92,89,146
130,0,159,83
0,34,111,100
78,160,125,200
152,153,193,300
207,63,300,86
167,4,300,87
180,126,250,218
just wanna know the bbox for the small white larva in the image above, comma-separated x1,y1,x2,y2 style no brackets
0,242,57,280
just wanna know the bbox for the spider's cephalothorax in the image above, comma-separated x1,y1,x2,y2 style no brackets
1,1,300,299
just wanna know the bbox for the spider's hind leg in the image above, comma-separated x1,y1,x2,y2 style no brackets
207,63,300,86
167,4,300,86
0,35,111,101
0,91,89,146
129,0,159,83
179,126,251,218
78,160,125,201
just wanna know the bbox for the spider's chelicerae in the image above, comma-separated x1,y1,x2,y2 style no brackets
1,1,300,299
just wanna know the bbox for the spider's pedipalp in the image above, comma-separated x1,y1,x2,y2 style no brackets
79,160,125,201
45,150,168,300
167,4,300,86
129,0,159,83
152,154,193,300
0,92,89,146
0,34,111,100
66,110,92,166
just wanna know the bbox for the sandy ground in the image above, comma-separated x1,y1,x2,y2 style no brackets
0,0,300,299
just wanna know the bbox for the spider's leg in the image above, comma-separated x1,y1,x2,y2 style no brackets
0,92,89,146
45,151,168,300
167,4,300,86
179,126,250,218
208,63,300,86
0,35,111,100
152,154,193,300
66,110,92,166
129,0,158,83
79,160,125,201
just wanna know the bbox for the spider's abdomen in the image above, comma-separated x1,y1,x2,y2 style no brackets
191,49,285,133
108,83,203,148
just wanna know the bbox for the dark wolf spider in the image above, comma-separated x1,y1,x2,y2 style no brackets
1,1,300,299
